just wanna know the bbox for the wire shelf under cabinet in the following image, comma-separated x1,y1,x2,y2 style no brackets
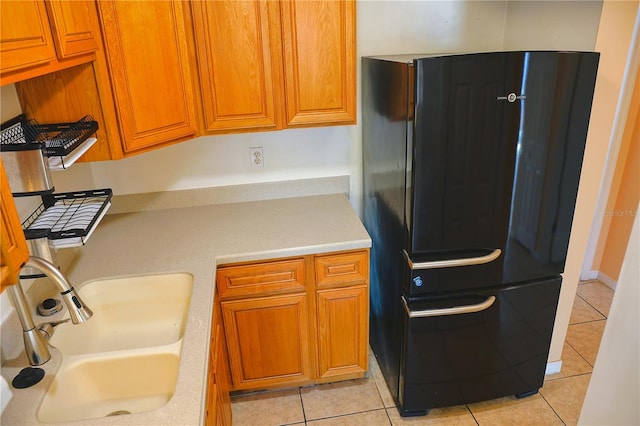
1,114,98,158
29,115,99,157
22,189,113,248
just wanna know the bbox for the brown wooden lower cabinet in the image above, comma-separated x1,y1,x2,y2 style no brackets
212,249,369,394
222,293,313,390
316,285,369,380
206,300,232,425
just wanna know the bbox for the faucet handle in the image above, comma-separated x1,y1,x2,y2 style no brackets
37,318,71,341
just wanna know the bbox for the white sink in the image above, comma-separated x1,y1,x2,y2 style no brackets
38,273,194,423
50,273,193,355
38,347,180,423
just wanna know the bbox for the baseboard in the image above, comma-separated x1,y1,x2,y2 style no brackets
581,270,599,281
597,271,617,291
545,360,562,375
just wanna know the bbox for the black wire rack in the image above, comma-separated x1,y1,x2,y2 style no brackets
22,189,113,244
27,115,99,157
1,114,98,157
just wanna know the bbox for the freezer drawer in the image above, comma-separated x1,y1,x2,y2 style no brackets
398,276,561,416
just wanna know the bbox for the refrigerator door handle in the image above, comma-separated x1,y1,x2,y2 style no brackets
403,248,501,270
402,295,496,318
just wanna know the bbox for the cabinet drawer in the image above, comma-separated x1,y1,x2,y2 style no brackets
315,250,369,290
216,258,306,299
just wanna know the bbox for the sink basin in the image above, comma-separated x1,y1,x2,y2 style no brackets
50,273,193,354
37,273,194,423
38,347,181,423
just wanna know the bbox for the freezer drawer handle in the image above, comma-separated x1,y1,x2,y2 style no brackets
402,295,496,318
403,248,501,270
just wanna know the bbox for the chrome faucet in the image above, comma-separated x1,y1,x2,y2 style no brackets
6,256,93,365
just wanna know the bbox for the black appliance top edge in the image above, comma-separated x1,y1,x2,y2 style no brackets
364,50,599,63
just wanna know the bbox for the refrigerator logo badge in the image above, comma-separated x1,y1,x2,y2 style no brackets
497,92,526,103
412,276,424,287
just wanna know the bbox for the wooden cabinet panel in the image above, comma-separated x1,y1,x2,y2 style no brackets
15,62,121,162
192,0,284,133
281,0,356,127
315,250,369,290
317,285,368,378
216,258,305,299
0,0,98,85
222,293,312,389
98,0,197,154
0,159,30,292
215,321,232,426
45,0,99,58
0,0,56,74
206,302,232,426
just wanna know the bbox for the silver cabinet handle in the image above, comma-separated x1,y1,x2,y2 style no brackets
403,248,501,270
402,295,496,318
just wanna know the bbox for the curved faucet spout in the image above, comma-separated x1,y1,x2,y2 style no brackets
8,256,93,366
24,256,93,323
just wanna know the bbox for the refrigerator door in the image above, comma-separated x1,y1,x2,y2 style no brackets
408,51,523,256
407,51,599,295
397,276,561,416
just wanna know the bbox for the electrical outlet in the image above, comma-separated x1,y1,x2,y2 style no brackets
250,147,264,168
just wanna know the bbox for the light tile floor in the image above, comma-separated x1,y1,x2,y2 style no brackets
231,280,614,425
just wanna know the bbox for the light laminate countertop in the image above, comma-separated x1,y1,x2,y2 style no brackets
1,193,371,426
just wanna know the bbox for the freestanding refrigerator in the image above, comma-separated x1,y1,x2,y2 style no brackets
362,51,599,416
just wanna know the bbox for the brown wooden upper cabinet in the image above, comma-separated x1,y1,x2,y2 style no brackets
0,0,98,85
13,0,356,161
280,0,356,127
97,0,198,154
16,0,199,159
191,1,285,133
191,0,356,133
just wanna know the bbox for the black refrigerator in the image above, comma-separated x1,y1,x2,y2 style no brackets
362,51,599,416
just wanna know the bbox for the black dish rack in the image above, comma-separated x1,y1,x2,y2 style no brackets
22,189,113,248
0,114,99,157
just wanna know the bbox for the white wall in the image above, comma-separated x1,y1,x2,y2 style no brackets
578,201,640,425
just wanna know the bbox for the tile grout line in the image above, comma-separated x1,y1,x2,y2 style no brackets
540,371,594,426
576,293,608,324
303,408,391,425
466,404,481,425
576,282,613,319
537,389,568,426
298,387,308,425
369,354,401,419
564,330,600,368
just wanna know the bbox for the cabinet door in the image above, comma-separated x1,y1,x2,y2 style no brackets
317,285,368,379
45,0,98,58
0,159,30,292
221,293,312,390
0,0,56,74
192,0,284,133
280,0,356,127
98,0,197,154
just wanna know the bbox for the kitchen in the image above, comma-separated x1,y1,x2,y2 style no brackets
1,1,638,425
